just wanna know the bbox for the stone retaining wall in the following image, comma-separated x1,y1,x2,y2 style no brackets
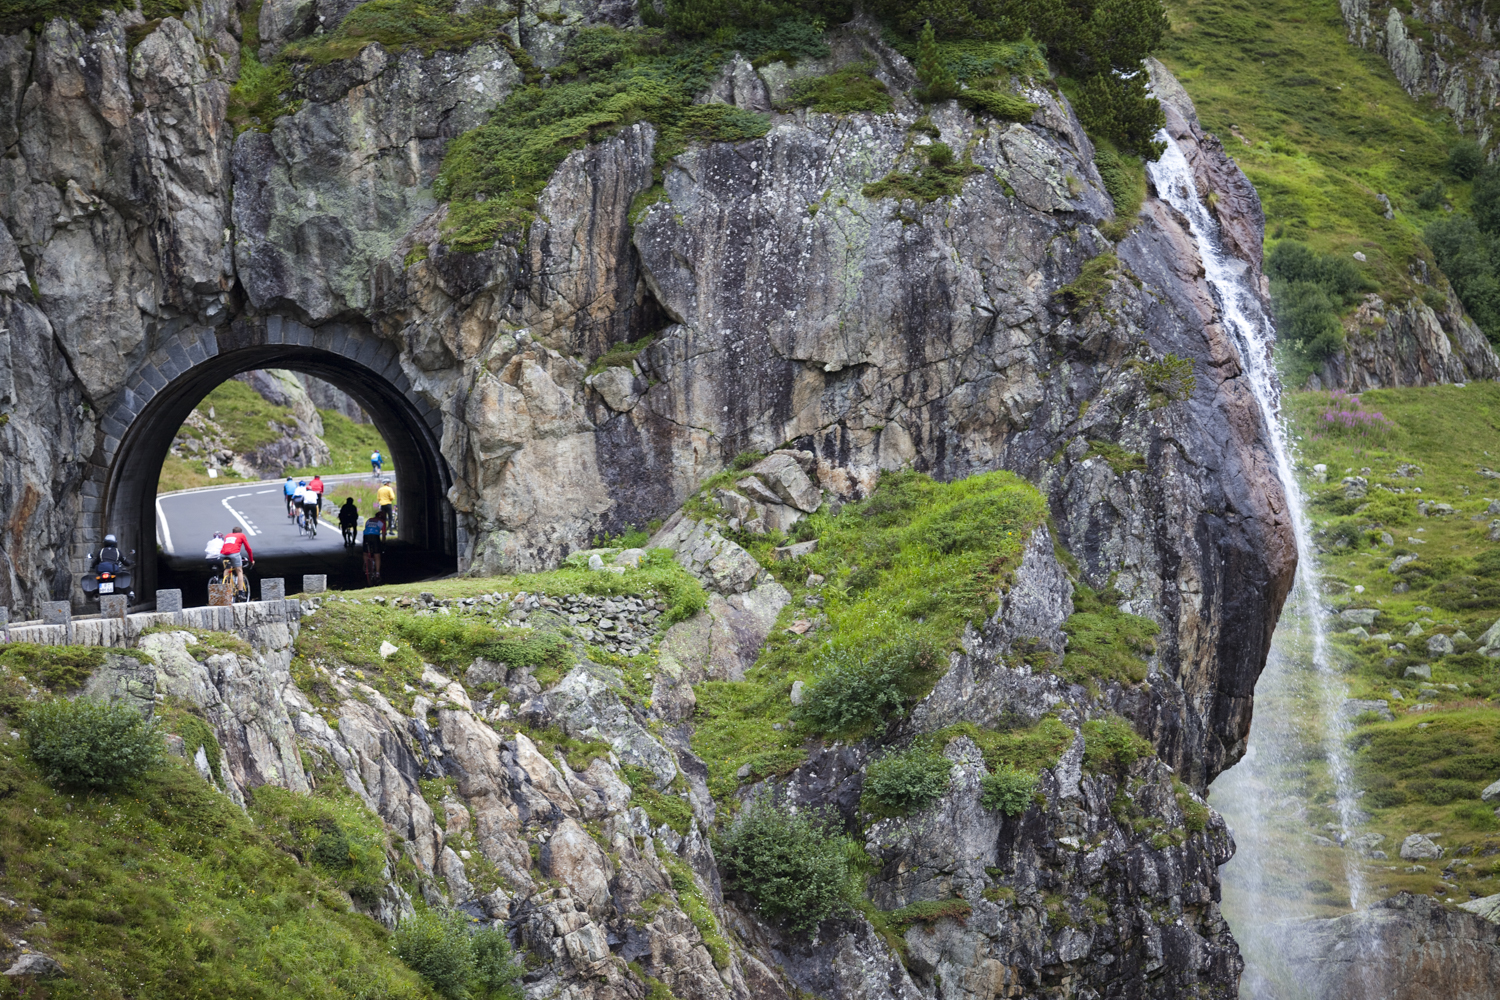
1,599,302,648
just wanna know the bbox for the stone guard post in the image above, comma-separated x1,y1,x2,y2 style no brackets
301,574,327,595
261,578,286,602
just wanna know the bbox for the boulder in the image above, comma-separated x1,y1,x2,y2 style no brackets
1404,664,1432,680
1481,779,1500,803
747,453,822,512
1427,634,1455,656
1399,833,1443,860
1458,893,1500,924
1340,699,1394,722
1478,617,1500,656
3,953,63,977
1340,608,1379,626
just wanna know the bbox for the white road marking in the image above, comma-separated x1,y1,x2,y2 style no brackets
220,495,258,536
156,495,174,555
255,489,277,494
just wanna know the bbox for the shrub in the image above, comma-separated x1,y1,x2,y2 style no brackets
1267,240,1372,380
863,747,953,815
862,142,979,202
979,765,1036,816
395,909,522,1000
795,635,937,736
1416,182,1446,211
786,64,894,114
25,697,164,791
1141,353,1196,402
1449,141,1485,180
715,798,854,931
1426,215,1500,342
1081,715,1152,778
1056,252,1119,312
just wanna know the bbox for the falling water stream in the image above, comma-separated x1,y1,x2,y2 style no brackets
1146,137,1368,997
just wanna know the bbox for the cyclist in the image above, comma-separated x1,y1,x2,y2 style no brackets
308,473,324,506
301,480,321,536
282,476,297,516
220,526,253,595
370,450,383,477
338,497,359,547
204,531,225,565
362,514,384,583
292,480,309,528
377,479,396,539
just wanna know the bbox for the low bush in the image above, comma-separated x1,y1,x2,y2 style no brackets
715,798,854,931
786,64,894,114
795,634,936,737
1056,252,1119,312
1267,240,1370,382
1449,141,1485,180
438,29,772,249
1080,715,1152,778
1058,586,1159,686
978,764,1036,815
863,141,980,202
862,746,953,815
25,697,164,791
0,643,109,692
396,908,523,1000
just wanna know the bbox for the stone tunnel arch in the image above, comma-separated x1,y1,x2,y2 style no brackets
79,316,457,603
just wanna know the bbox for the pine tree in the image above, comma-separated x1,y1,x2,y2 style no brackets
915,21,958,102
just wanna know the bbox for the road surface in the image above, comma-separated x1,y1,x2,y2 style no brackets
154,473,449,601
156,474,370,560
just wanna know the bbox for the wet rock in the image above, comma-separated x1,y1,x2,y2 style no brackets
1268,893,1500,1000
1340,699,1394,722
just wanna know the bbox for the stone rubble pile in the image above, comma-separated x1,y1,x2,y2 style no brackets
324,590,668,657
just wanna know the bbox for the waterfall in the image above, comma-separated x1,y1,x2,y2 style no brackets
1145,137,1368,996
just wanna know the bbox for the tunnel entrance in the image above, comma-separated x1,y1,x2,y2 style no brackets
82,318,458,606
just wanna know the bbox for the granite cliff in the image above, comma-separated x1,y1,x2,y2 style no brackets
0,0,1300,995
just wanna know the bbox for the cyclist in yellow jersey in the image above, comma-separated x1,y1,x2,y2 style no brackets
377,480,395,539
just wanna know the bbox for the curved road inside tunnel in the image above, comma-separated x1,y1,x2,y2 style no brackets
154,473,452,604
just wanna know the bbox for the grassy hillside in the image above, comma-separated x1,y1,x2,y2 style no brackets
0,662,434,998
1159,0,1468,299
1278,384,1500,907
293,409,392,477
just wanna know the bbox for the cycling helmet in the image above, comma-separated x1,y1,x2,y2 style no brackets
298,480,307,485
382,479,391,485
104,533,117,545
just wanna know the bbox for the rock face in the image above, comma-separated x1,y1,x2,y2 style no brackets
1340,0,1500,153
1264,892,1500,1000
1312,288,1500,390
0,6,1302,996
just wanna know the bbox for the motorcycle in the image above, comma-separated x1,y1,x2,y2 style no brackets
80,548,135,605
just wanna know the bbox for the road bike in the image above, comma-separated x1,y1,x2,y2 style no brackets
363,549,382,586
298,507,318,538
208,557,251,603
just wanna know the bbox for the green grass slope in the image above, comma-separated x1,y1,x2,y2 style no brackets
1281,383,1500,906
1159,0,1470,302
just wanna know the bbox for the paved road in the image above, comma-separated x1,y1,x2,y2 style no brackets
153,473,446,601
156,474,373,559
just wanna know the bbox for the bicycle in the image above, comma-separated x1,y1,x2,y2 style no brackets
363,551,382,586
208,557,251,603
298,508,318,538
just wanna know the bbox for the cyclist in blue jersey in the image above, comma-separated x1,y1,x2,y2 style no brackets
283,476,297,516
